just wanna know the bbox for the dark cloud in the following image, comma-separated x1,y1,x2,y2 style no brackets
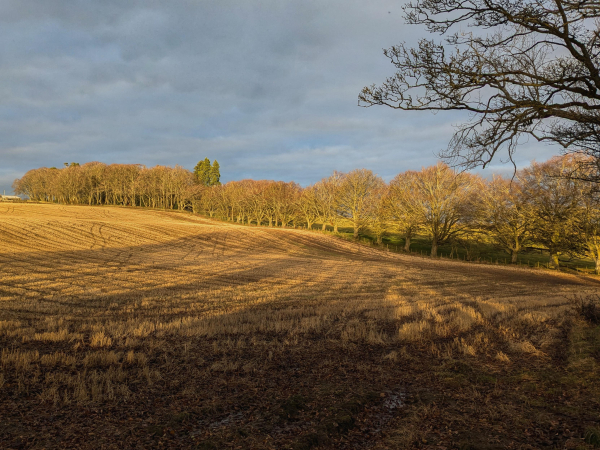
0,0,556,193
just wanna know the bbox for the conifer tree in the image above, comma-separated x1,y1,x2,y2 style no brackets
194,158,211,186
210,160,221,186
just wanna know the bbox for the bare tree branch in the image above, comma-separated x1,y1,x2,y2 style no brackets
359,0,600,171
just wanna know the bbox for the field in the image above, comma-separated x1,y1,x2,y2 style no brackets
1,203,600,449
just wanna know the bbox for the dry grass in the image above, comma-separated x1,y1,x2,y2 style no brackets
0,203,599,449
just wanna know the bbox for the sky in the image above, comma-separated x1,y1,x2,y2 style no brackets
0,0,558,194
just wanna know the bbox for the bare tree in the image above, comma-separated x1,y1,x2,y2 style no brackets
313,172,344,232
520,156,583,268
221,181,245,223
244,181,271,226
337,169,385,239
579,188,600,273
80,162,107,206
479,176,533,263
297,186,321,230
367,186,389,244
200,185,222,218
360,0,600,171
268,181,301,228
384,171,422,251
14,167,55,202
398,163,478,256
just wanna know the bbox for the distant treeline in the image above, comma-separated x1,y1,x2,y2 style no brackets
15,163,198,210
12,155,600,272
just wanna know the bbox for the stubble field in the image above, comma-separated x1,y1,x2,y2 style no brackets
1,203,599,449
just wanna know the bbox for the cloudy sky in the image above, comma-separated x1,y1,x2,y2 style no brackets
0,0,557,194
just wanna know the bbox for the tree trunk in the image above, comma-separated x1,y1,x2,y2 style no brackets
322,223,327,231
595,257,600,275
430,240,438,257
376,235,382,244
511,250,518,264
334,224,338,233
404,236,411,252
307,220,313,230
353,221,359,239
549,252,560,269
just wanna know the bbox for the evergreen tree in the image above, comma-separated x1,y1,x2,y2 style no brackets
210,160,221,186
194,158,211,186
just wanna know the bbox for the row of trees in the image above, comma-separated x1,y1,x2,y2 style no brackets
13,156,600,272
13,162,200,210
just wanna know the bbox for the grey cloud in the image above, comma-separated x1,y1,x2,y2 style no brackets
0,0,556,194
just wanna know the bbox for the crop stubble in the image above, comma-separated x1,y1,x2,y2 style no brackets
0,203,598,449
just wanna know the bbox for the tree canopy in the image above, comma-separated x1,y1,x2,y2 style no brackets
194,158,221,186
194,158,212,186
209,160,221,186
